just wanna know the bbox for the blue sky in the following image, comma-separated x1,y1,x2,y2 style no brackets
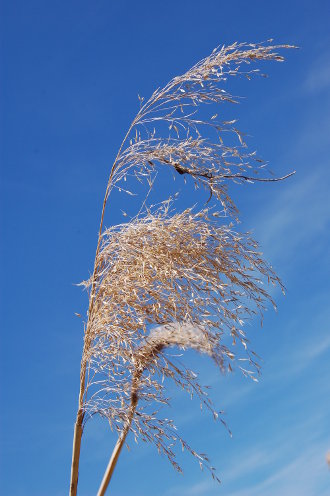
1,1,330,495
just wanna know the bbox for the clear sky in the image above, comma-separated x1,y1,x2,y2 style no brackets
1,1,330,495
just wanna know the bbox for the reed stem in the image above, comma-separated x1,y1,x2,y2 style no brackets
97,403,137,496
69,412,83,496
69,121,135,495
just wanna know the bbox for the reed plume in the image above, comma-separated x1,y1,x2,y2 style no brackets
84,204,282,494
69,41,295,495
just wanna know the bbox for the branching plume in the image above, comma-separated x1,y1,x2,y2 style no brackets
80,204,282,491
106,41,295,213
69,40,295,496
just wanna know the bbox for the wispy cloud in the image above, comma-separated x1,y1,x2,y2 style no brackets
265,314,330,382
303,52,330,95
165,411,330,496
254,169,330,267
252,47,330,268
291,330,330,368
223,441,330,496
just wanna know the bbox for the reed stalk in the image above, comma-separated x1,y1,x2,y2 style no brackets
69,122,136,495
96,393,138,496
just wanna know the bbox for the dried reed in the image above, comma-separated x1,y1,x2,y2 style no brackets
69,41,294,495
84,205,282,494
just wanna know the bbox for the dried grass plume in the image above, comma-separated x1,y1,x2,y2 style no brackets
69,40,295,496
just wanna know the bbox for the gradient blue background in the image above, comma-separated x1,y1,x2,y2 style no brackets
1,1,330,495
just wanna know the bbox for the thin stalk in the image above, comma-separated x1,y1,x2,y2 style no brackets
69,120,136,496
97,374,141,496
96,400,137,496
69,411,83,495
